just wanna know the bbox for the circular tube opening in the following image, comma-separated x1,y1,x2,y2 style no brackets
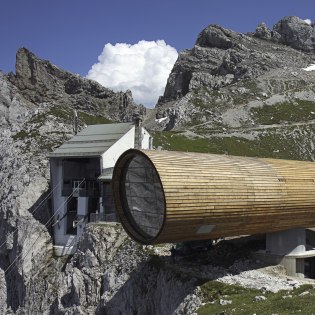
119,153,165,241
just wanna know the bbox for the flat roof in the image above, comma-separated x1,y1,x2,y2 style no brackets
48,122,134,158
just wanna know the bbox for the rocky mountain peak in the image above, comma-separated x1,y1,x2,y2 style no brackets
272,16,315,52
158,16,315,107
4,47,145,123
14,47,67,84
195,24,242,49
254,22,272,40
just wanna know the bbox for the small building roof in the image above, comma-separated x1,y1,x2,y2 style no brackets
49,122,134,158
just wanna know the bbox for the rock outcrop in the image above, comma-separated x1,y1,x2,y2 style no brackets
273,16,315,52
149,16,315,155
6,224,202,314
0,121,52,313
159,16,315,106
254,22,272,40
6,48,146,123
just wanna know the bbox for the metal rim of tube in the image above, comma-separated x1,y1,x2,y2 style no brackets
112,149,166,244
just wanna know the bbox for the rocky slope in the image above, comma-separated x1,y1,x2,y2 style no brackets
159,16,315,104
149,16,315,162
0,48,149,313
14,224,202,315
2,48,146,126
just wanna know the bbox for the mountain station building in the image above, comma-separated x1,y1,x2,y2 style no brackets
48,120,152,256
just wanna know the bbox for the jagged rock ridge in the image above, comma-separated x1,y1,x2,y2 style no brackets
159,16,315,105
148,16,315,164
3,47,145,125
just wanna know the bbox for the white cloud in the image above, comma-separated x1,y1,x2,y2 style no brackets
87,40,178,107
304,18,312,25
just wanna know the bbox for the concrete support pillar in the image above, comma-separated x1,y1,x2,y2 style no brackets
296,258,305,277
263,228,306,278
266,228,306,255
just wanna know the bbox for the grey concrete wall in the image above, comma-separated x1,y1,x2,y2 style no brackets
266,228,306,255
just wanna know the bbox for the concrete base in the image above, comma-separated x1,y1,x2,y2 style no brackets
255,251,306,278
256,228,315,278
266,228,306,255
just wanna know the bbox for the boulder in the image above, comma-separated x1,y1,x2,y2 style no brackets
273,16,315,52
254,22,272,40
196,25,236,49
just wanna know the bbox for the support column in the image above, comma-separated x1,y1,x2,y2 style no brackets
265,228,306,278
266,228,306,255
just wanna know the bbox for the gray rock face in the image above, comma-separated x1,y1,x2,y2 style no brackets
0,269,7,313
151,16,315,134
0,122,53,313
273,16,315,52
196,25,238,49
254,22,272,40
0,71,34,125
12,224,202,315
158,16,315,106
7,48,145,122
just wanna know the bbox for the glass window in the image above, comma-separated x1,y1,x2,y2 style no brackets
120,155,165,239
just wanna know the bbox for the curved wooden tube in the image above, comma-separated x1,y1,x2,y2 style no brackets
113,149,315,245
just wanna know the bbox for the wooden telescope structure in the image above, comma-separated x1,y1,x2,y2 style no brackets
112,149,315,245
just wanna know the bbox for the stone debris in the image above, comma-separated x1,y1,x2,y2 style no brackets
217,262,304,293
220,299,232,305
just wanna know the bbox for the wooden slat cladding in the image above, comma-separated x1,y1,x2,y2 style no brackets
112,149,315,244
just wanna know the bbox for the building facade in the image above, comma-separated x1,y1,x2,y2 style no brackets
49,121,152,255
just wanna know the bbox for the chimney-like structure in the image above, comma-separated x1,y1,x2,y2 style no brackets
73,109,78,135
133,114,143,149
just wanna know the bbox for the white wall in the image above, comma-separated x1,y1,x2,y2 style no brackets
142,128,152,149
102,126,152,169
102,127,135,169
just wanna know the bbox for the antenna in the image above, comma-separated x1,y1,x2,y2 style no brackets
73,109,78,135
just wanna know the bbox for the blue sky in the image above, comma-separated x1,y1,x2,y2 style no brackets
0,0,314,106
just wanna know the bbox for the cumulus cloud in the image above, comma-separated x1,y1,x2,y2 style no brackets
87,40,178,107
304,18,312,25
